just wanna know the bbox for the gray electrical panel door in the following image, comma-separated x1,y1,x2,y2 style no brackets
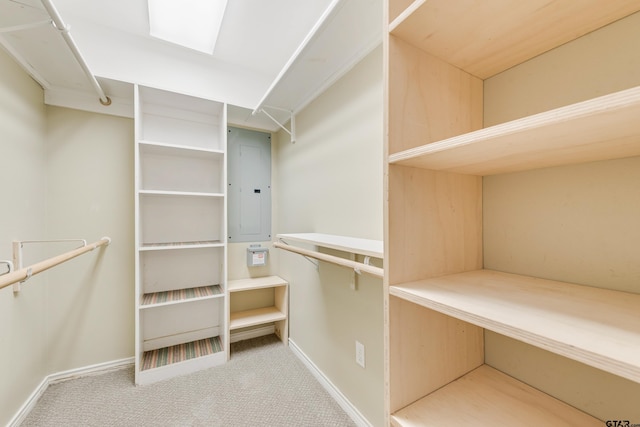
227,126,271,242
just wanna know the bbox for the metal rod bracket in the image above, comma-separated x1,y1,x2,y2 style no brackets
256,106,296,143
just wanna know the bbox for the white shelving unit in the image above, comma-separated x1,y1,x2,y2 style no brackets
228,276,289,346
134,85,227,385
384,1,640,424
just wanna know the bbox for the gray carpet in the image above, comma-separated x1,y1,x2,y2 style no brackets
21,335,356,426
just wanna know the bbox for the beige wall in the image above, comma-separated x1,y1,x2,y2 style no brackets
483,12,640,421
274,46,384,426
0,48,48,425
0,48,134,424
44,106,134,372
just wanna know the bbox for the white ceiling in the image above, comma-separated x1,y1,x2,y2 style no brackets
0,0,381,130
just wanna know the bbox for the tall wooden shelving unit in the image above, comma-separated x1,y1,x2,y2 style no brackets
383,1,640,425
134,86,228,385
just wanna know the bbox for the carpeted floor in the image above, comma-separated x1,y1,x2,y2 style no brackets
21,335,356,426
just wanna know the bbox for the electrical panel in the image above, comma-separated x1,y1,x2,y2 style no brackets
227,127,271,242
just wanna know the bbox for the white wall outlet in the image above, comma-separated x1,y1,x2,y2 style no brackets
355,340,365,368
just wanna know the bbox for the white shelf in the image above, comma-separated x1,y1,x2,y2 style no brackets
277,233,383,258
139,190,224,198
228,276,288,293
139,140,225,156
139,240,224,251
140,284,223,309
391,365,600,426
389,85,640,175
137,336,225,386
390,269,640,383
138,143,224,194
389,0,640,79
139,194,223,245
229,307,287,330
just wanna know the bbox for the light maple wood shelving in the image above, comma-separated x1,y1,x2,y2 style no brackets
134,85,228,385
228,276,288,345
384,0,640,424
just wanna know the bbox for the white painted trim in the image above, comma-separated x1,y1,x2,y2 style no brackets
7,377,49,427
230,324,275,343
289,339,372,427
7,357,134,427
48,357,134,385
44,87,134,119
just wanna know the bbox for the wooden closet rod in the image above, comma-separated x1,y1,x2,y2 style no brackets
273,241,383,278
0,237,111,291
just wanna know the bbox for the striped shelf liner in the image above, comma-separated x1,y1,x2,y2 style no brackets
141,284,222,306
141,240,221,247
141,336,223,371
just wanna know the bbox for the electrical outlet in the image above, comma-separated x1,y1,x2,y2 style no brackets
355,340,365,368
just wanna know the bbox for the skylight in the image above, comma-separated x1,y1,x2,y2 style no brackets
148,0,228,54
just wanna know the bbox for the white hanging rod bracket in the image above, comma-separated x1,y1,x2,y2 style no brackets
0,260,13,276
39,0,111,106
6,237,111,293
255,106,296,143
278,240,318,270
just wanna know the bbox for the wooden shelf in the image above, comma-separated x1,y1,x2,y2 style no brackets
228,276,288,293
229,307,287,330
389,85,640,175
277,233,383,258
389,0,640,79
391,365,600,426
140,284,223,309
390,269,640,383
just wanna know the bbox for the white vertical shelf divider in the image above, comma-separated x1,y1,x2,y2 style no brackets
134,85,228,385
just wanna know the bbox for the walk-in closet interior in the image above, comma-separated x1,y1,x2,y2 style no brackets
2,0,639,426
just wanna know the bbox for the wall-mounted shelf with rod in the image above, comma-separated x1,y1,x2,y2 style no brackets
0,238,111,293
275,233,383,278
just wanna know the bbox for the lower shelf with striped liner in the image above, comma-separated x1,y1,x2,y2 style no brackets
141,284,222,306
141,336,223,371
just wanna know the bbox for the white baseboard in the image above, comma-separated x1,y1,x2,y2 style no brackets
230,325,275,343
289,339,371,427
8,357,134,427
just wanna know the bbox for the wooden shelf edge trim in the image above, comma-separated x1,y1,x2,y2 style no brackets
389,270,640,384
388,85,640,174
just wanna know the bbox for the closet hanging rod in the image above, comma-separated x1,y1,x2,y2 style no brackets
0,237,111,291
40,0,111,106
273,241,383,278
